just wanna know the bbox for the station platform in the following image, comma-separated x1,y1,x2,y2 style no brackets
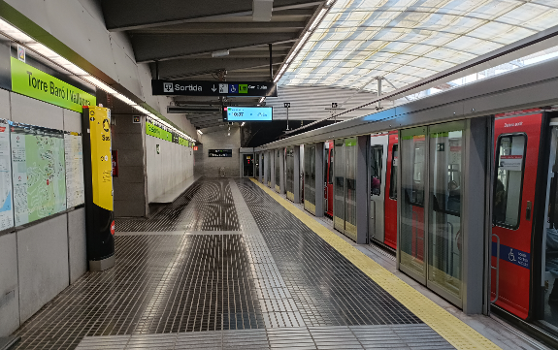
8,179,549,350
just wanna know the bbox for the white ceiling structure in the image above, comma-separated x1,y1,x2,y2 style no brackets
279,0,558,94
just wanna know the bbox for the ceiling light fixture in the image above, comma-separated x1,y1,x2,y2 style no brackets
211,49,229,58
197,129,203,135
241,122,246,127
0,18,197,143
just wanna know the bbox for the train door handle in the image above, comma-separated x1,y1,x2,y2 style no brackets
526,201,532,221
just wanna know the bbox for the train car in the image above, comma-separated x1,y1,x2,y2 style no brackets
369,131,398,250
324,140,334,217
491,108,558,334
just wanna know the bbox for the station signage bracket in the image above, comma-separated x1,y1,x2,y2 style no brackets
151,80,277,97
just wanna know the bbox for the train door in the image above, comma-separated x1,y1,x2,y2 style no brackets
286,147,295,201
369,134,388,245
491,111,544,320
324,141,334,217
334,138,358,240
384,132,399,249
399,121,466,307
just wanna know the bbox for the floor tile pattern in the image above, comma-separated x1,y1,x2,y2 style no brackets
75,324,454,350
236,179,422,327
117,179,240,232
12,233,264,350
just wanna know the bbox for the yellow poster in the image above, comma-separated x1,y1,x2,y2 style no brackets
89,106,113,211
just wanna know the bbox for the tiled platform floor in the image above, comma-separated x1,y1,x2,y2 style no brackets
10,178,454,350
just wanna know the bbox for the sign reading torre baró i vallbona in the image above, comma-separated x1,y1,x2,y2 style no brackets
11,57,96,113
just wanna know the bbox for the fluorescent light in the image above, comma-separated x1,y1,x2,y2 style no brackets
197,129,203,135
241,122,246,126
82,76,119,94
211,49,229,57
0,18,34,43
258,97,265,103
325,0,335,6
113,93,137,106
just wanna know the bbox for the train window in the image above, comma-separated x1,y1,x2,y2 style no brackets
389,144,398,200
493,134,526,229
370,145,383,196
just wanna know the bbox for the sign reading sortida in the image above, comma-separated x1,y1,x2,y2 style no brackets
11,57,96,113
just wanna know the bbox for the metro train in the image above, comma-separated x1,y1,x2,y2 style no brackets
320,108,558,334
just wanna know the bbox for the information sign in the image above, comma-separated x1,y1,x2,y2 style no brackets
0,121,14,230
208,149,233,157
223,106,273,122
65,132,85,208
152,80,277,97
88,107,113,211
11,122,66,226
11,57,96,113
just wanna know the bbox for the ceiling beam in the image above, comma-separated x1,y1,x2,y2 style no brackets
101,0,322,31
154,57,284,80
132,32,298,62
130,21,307,35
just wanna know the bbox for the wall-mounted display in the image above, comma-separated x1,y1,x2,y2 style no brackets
222,106,273,122
208,149,232,157
65,132,84,208
11,122,66,226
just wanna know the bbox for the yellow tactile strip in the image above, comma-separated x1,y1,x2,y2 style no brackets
250,178,501,350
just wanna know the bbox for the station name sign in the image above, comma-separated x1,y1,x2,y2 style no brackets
152,80,277,97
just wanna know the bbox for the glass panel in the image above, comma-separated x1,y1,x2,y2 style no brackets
305,145,316,207
286,147,294,197
493,135,526,229
400,128,427,277
334,139,345,231
275,150,281,189
345,138,358,238
428,122,465,300
370,145,383,196
389,145,398,200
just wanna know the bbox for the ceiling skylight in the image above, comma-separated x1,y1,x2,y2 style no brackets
280,0,558,93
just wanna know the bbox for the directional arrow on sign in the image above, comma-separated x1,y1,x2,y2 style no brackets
211,85,217,92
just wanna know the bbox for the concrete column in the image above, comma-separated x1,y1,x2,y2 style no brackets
356,135,368,244
315,142,324,217
294,145,301,203
279,148,285,194
270,150,276,189
462,117,488,314
258,153,263,183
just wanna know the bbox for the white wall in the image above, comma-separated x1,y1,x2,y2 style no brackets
200,127,241,178
145,135,194,203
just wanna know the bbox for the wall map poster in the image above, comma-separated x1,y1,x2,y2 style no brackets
65,133,84,208
0,121,14,230
11,122,66,226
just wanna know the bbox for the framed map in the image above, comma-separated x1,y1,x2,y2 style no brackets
0,120,14,230
10,122,66,226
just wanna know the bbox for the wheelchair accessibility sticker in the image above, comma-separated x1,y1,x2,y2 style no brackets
492,242,530,269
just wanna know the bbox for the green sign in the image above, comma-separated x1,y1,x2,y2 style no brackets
146,121,172,141
179,137,189,147
11,57,96,113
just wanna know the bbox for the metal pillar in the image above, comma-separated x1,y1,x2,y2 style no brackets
356,135,368,244
315,142,324,217
293,145,301,203
258,153,263,183
279,148,285,194
462,117,489,314
270,149,276,189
